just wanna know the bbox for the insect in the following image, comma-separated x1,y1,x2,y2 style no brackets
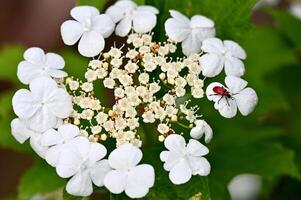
210,86,234,106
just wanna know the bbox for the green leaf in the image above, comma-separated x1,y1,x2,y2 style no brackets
0,46,24,82
146,0,258,41
76,0,109,11
18,160,65,200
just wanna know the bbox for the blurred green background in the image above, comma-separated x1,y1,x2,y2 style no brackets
1,0,301,199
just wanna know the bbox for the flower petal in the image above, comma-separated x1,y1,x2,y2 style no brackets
137,6,159,14
46,88,72,119
164,134,186,153
115,17,132,37
46,69,68,78
105,5,124,23
41,129,63,146
188,157,211,176
161,151,181,171
200,53,224,77
108,143,142,170
27,107,57,132
17,61,43,84
169,10,190,24
201,37,223,54
78,31,105,57
224,40,246,59
225,76,248,94
165,18,190,42
190,15,214,28
11,118,35,143
169,160,192,185
45,145,62,167
104,170,127,194
30,134,48,159
235,88,258,116
215,97,237,118
224,57,245,77
24,47,45,65
58,124,80,141
89,159,111,187
133,11,157,33
66,171,93,197
29,77,58,101
186,139,209,157
12,89,38,119
86,142,107,166
91,14,115,38
60,20,84,45
45,53,65,69
125,164,155,198
182,33,201,56
70,6,99,24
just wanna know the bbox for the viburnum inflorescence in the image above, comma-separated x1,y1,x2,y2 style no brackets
10,0,258,198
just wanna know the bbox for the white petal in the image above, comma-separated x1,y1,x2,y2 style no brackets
91,14,115,38
190,15,214,28
89,159,111,187
104,170,127,194
70,6,99,24
182,33,201,56
194,27,216,43
186,139,209,157
46,69,68,78
125,164,155,198
169,10,190,24
60,20,84,45
58,124,79,141
169,160,192,185
204,123,213,143
46,88,72,119
24,47,45,65
114,0,137,10
108,143,142,170
86,142,107,166
12,89,38,119
45,145,62,167
41,129,63,146
164,18,190,42
66,171,93,197
200,53,224,77
137,6,159,14
133,11,157,33
205,82,225,102
17,61,43,84
161,151,181,171
45,53,65,69
105,5,124,23
225,76,248,94
188,157,211,176
27,107,57,132
235,88,258,116
11,118,34,143
193,120,213,143
78,31,105,57
190,126,204,140
201,37,223,54
224,40,246,59
30,134,48,158
215,98,237,118
224,57,245,77
115,17,132,37
29,77,58,101
164,134,186,153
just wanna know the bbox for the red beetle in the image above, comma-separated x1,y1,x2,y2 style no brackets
211,86,233,105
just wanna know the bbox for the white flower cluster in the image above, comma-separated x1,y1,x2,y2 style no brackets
10,0,258,198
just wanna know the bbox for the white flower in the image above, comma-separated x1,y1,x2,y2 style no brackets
11,118,49,158
12,77,72,132
200,38,246,77
190,120,213,143
104,143,155,198
206,76,258,118
56,137,111,197
165,10,215,56
17,47,67,84
61,6,115,57
160,134,211,185
105,0,159,37
41,124,80,167
290,2,301,20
